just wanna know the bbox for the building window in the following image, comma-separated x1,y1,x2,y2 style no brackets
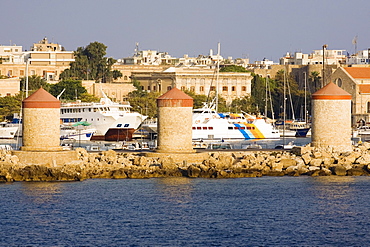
232,86,236,91
222,86,228,92
367,102,370,113
148,86,150,90
181,86,186,91
190,86,195,92
210,86,215,91
335,78,343,87
200,86,204,92
242,86,247,91
167,86,171,91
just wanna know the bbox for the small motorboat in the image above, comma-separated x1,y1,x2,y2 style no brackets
207,141,233,150
275,141,296,150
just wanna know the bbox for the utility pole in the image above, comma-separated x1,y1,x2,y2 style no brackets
322,44,328,87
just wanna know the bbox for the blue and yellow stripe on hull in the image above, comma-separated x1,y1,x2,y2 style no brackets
234,123,265,139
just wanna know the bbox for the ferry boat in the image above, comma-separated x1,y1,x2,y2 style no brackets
140,103,280,141
192,103,280,140
60,92,147,141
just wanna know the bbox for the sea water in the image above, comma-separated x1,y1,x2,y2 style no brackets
1,176,370,246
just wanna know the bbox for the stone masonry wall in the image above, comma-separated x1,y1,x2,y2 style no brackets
1,142,370,182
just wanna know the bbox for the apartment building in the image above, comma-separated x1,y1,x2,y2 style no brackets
0,38,74,81
131,67,252,103
347,49,370,65
280,49,347,65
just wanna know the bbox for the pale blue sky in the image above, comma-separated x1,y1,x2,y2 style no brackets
2,0,369,62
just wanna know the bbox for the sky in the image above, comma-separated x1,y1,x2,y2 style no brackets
2,0,369,63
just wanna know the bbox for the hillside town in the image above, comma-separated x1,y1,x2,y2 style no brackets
1,38,370,127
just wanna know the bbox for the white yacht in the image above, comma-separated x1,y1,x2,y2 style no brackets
60,93,147,141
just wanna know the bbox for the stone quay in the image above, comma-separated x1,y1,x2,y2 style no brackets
1,142,370,182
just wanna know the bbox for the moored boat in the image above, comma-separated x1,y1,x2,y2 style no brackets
275,141,296,150
60,92,147,141
192,103,280,140
60,122,96,141
0,122,18,139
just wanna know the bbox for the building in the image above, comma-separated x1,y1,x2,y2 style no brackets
0,78,20,97
118,45,178,66
0,38,74,82
280,49,346,66
0,44,24,64
347,49,370,65
131,67,252,103
331,67,370,125
82,80,136,102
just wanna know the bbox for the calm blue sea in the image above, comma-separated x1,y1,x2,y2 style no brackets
1,176,370,246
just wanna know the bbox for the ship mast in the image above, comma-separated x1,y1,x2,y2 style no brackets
215,42,220,113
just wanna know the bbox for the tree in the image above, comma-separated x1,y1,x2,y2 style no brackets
79,92,100,102
60,42,119,83
127,91,161,119
49,79,87,101
230,96,257,114
308,71,321,93
271,70,305,120
219,65,249,73
250,74,267,114
0,93,24,121
20,75,50,92
182,89,208,109
112,70,123,80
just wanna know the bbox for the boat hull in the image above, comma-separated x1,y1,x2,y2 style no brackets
92,128,136,141
0,126,18,139
295,128,311,137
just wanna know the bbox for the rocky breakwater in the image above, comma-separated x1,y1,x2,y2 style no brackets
1,143,370,182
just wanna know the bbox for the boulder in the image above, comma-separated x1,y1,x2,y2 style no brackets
187,165,201,178
110,168,128,179
347,168,365,176
331,165,347,176
279,158,296,169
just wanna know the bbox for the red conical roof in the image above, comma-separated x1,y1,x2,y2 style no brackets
312,82,351,100
23,88,60,108
157,88,193,107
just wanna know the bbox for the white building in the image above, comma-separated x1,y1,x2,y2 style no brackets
120,49,177,65
347,49,370,65
0,45,24,64
280,49,347,65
